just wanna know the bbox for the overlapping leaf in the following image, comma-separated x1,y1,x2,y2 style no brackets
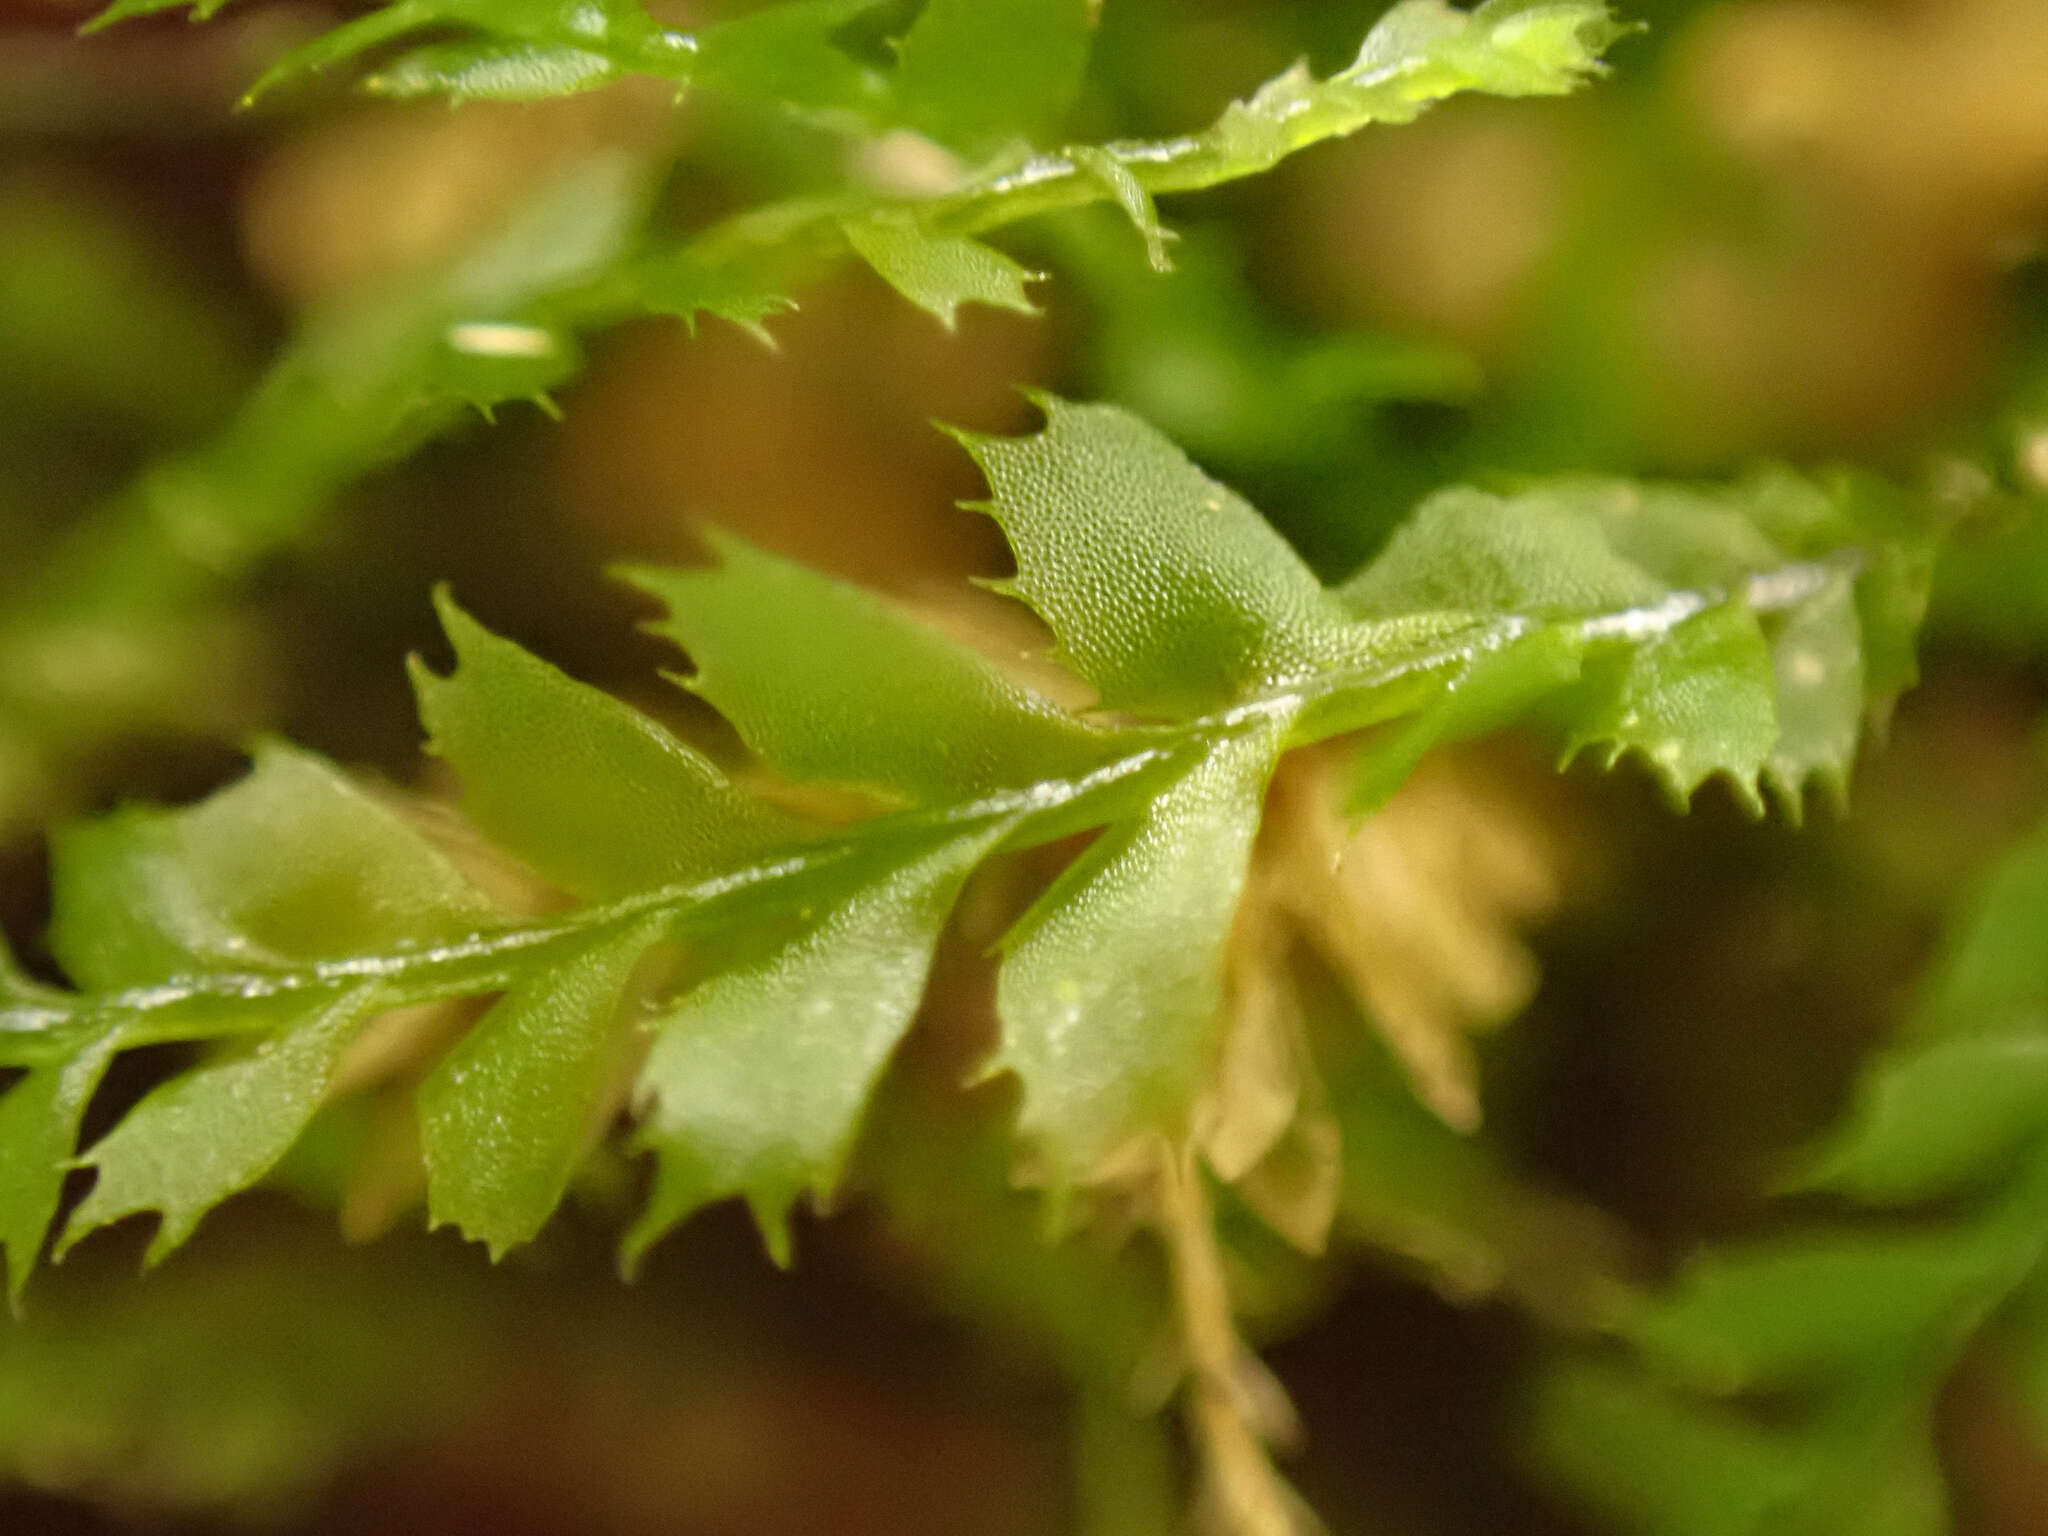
0,400,1914,1305
1534,783,2048,1536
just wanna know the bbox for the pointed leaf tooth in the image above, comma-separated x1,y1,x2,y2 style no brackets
623,536,1111,804
412,589,801,902
624,829,1000,1271
1561,603,1778,813
842,220,1041,329
61,986,380,1266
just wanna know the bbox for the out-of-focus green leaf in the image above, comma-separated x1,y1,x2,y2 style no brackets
1532,1364,1804,1536
1919,813,2048,1038
1563,603,1779,814
1059,217,1477,470
627,533,1110,803
365,39,619,101
1533,1363,1952,1536
1626,1234,1996,1391
0,183,248,437
689,0,890,121
893,0,1092,156
412,592,799,901
1800,1035,2048,1204
843,220,1041,328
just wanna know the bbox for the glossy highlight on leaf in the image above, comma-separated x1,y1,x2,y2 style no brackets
0,400,1913,1296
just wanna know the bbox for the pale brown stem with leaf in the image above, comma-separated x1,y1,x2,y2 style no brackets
1153,1138,1321,1536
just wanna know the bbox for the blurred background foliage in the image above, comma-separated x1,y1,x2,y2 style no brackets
3,0,2048,1531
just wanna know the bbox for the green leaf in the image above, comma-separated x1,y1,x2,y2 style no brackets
626,253,798,345
0,1029,123,1307
961,397,1366,717
420,920,659,1258
1341,484,1666,620
1628,1234,1998,1392
625,829,997,1268
61,987,379,1265
1799,1035,2048,1205
625,532,1110,803
1918,813,2048,1038
364,40,620,101
1536,1363,1954,1536
690,0,888,120
237,0,675,105
892,0,1092,156
45,741,498,992
1531,1364,1804,1536
1067,149,1176,274
412,591,800,901
1763,571,1864,815
993,722,1284,1179
1349,627,1585,814
1563,602,1780,813
843,220,1041,328
1558,478,1789,592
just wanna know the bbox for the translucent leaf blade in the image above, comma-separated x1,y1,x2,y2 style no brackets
625,535,1111,803
365,40,620,102
962,398,1366,716
61,987,379,1266
412,591,801,901
0,1030,123,1307
994,723,1284,1179
1563,603,1779,813
892,0,1092,155
1340,484,1665,620
45,742,499,991
420,920,660,1258
843,221,1041,329
625,829,999,1269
